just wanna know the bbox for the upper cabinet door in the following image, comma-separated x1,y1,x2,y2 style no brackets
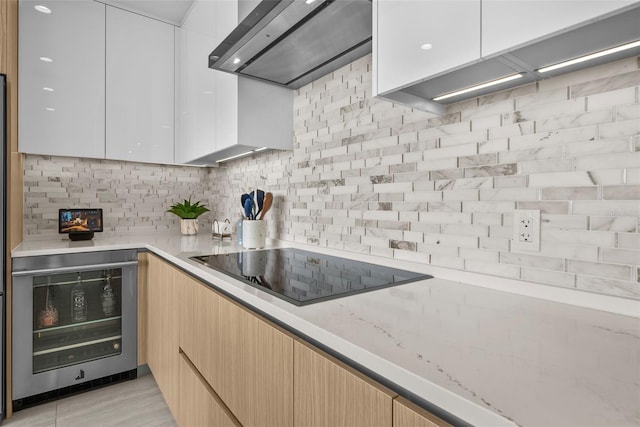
213,0,239,153
175,27,218,163
482,1,638,57
175,0,238,163
375,0,481,95
19,0,106,159
106,7,175,164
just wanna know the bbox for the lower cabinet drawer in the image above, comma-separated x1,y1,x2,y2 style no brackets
177,352,240,427
294,340,395,427
393,397,453,427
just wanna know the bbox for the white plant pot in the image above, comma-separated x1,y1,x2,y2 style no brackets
242,220,266,249
180,219,198,235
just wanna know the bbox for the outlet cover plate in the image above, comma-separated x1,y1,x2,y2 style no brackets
512,209,540,252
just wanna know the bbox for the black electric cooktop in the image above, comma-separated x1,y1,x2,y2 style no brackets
190,248,432,306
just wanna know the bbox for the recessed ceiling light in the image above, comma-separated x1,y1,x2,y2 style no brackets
34,5,51,14
39,57,53,63
45,107,55,111
433,73,523,101
537,39,640,73
420,43,433,50
305,0,317,4
232,58,241,65
42,87,54,92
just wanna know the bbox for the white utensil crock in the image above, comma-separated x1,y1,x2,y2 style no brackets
242,220,266,249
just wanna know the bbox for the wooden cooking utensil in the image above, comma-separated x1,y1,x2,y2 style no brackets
258,192,273,220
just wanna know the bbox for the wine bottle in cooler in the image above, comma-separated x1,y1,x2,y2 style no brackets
101,273,117,317
71,272,87,323
38,277,58,328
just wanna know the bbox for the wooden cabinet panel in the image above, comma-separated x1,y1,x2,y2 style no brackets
294,340,395,427
393,397,452,427
137,253,148,366
178,272,294,427
177,352,240,427
146,254,179,417
145,255,447,427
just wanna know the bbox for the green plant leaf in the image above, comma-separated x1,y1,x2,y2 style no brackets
166,196,210,219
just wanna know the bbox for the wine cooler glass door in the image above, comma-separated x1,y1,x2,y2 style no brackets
12,253,137,401
32,269,124,374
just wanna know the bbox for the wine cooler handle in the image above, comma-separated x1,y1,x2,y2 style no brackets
75,370,85,381
12,261,138,277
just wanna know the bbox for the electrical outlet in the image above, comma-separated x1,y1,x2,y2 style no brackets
512,209,540,252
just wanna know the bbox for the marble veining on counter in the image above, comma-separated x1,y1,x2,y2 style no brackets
12,231,640,426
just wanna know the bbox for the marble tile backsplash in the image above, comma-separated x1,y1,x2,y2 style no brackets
23,54,640,300
208,55,640,300
23,157,211,234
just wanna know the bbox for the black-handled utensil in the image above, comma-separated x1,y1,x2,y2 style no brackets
243,197,254,220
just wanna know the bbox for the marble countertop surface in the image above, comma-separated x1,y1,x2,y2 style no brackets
13,232,640,426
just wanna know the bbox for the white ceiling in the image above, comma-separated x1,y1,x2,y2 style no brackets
100,0,196,26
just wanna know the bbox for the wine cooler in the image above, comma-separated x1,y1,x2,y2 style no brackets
12,250,138,404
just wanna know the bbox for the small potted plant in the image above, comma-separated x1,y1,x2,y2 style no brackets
167,197,210,235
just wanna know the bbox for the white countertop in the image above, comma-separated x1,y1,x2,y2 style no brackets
13,232,640,426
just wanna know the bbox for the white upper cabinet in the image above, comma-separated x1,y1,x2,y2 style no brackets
482,1,638,57
176,0,292,165
106,7,175,163
213,0,240,153
176,0,239,163
19,0,106,159
175,25,218,163
375,0,481,95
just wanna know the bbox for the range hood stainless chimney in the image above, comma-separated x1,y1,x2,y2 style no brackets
208,0,372,90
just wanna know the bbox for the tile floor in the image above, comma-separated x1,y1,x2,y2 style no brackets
3,374,176,427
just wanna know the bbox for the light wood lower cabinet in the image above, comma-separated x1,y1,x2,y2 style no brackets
178,271,294,427
137,253,148,366
294,340,396,427
146,253,180,417
393,397,453,427
177,351,240,427
144,255,453,427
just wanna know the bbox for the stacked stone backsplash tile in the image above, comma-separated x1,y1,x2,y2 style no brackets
208,54,640,300
23,156,210,234
23,54,639,300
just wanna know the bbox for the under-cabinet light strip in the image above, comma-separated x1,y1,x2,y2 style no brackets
217,147,268,163
433,73,524,101
538,40,640,73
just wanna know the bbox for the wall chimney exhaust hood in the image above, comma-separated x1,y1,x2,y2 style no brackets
208,0,372,89
379,4,640,113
